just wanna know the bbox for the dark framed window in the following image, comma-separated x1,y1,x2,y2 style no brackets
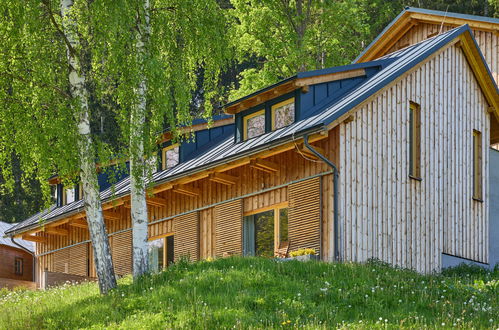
243,204,289,257
14,257,23,275
148,234,175,272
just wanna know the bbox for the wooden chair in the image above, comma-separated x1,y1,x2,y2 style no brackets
275,241,290,258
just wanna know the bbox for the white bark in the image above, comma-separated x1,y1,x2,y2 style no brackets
61,0,116,294
131,0,151,278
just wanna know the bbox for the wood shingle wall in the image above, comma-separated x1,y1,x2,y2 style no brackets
339,43,489,273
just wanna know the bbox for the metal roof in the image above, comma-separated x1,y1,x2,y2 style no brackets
5,25,485,237
0,222,34,251
354,7,499,63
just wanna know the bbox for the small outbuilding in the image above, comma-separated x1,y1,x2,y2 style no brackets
0,221,35,289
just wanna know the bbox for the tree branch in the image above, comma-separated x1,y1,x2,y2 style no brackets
40,0,78,59
1,70,71,99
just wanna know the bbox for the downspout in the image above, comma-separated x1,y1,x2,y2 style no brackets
303,134,340,261
10,237,37,285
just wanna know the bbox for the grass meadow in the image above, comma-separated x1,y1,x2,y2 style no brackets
0,257,497,329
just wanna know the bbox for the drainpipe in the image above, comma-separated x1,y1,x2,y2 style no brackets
303,134,340,261
11,237,37,285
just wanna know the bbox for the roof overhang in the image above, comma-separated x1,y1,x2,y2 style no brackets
6,124,328,238
355,8,499,63
224,68,368,115
456,29,499,123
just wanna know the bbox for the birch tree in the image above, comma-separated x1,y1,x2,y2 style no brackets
90,0,231,279
0,0,117,294
59,0,117,293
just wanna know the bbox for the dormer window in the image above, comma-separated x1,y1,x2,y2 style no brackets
243,109,265,140
65,187,75,204
162,144,179,171
271,98,295,130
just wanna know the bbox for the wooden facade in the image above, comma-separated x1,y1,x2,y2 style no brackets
338,43,490,273
386,23,498,87
0,245,34,283
34,130,339,284
8,9,499,286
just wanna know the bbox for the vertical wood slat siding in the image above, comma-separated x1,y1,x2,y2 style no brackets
339,44,489,273
288,177,321,255
388,23,499,87
110,231,132,276
214,200,243,257
69,243,88,277
174,212,200,261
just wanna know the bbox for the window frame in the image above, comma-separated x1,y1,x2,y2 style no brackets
271,97,295,131
473,130,483,201
148,233,174,270
243,109,266,141
14,257,23,276
243,201,289,255
409,101,422,181
161,144,180,171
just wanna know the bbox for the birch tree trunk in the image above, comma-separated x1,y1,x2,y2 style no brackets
130,0,150,278
61,0,117,294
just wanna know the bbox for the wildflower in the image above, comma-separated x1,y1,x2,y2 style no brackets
320,288,328,292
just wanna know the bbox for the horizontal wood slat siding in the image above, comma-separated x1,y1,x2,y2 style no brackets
110,231,132,276
174,213,200,261
288,177,321,255
53,248,69,274
33,131,339,288
214,200,243,257
339,44,489,273
69,243,88,277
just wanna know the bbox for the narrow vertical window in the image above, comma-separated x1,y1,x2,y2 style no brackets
14,258,23,275
473,130,483,200
409,102,421,179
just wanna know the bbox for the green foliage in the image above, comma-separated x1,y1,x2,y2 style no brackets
0,257,497,329
228,0,369,100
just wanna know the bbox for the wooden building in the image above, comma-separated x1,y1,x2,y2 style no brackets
0,222,35,289
4,10,499,288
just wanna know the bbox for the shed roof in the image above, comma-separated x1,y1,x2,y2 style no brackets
6,25,498,237
0,221,34,251
354,7,499,63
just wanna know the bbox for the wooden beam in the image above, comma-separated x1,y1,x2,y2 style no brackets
298,144,325,160
45,227,69,236
209,172,238,185
146,196,167,207
22,235,46,243
295,68,366,87
47,219,70,228
225,80,297,114
250,158,279,173
69,218,88,229
151,131,327,194
173,184,201,197
103,210,121,221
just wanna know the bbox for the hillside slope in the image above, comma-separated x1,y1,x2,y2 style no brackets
0,257,497,329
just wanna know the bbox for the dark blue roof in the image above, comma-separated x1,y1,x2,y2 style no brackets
354,7,499,63
6,25,488,236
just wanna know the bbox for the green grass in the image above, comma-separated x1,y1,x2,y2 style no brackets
0,257,497,329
